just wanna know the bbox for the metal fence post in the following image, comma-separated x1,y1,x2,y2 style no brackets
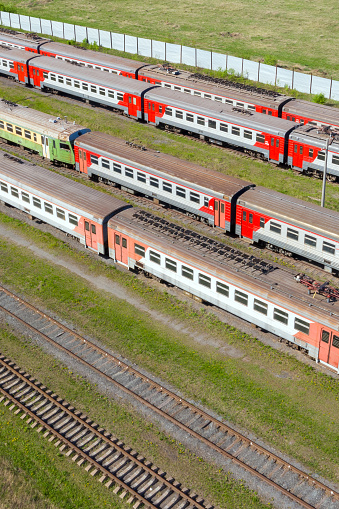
257,61,260,82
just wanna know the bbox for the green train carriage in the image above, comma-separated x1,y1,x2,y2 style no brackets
0,99,90,165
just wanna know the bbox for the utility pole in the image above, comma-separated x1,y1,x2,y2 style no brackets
321,136,332,207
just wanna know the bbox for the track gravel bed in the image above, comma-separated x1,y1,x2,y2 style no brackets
0,285,338,509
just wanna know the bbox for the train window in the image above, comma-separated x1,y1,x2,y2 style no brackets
271,138,274,146
90,154,98,165
113,163,122,174
95,66,101,70
9,62,14,69
287,115,291,120
199,273,211,288
73,80,80,88
0,121,4,129
0,182,8,193
176,110,183,119
235,290,248,306
68,214,78,226
287,228,299,241
292,117,295,122
15,127,22,136
260,217,265,228
159,105,162,113
134,244,145,257
208,120,216,129
162,182,172,193
152,103,155,111
99,88,106,96
32,197,41,208
90,85,97,94
256,133,265,143
165,107,172,115
164,83,171,88
248,105,255,111
268,111,272,115
309,148,313,157
6,123,13,133
244,130,252,140
317,151,325,161
243,210,246,221
204,197,209,207
214,96,222,102
204,94,212,100
263,109,267,114
101,158,110,169
11,187,19,198
322,241,335,255
232,126,240,136
276,139,279,147
125,168,134,178
220,123,228,132
82,82,88,91
60,142,70,151
225,99,233,105
181,265,193,280
115,234,120,244
58,76,64,83
137,172,146,183
193,91,201,96
165,258,177,272
270,222,281,235
186,113,194,122
321,330,329,343
87,65,93,69
150,251,161,264
184,88,191,94
176,187,186,199
304,234,316,248
299,145,303,154
129,97,132,104
174,86,181,91
50,74,56,81
220,203,225,213
300,119,304,125
253,299,268,315
150,177,159,188
24,130,31,139
44,203,53,214
2,60,7,67
197,116,205,126
333,336,339,349
56,208,65,220
108,90,115,98
236,102,244,108
332,155,339,165
294,318,310,335
92,224,96,234
273,308,288,325
190,191,200,204
249,213,253,224
66,78,72,86
216,281,229,297
117,93,124,101
33,134,37,142
294,144,298,153
21,192,30,203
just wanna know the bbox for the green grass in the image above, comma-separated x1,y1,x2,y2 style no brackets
0,213,338,486
0,81,338,212
2,0,339,79
0,329,271,509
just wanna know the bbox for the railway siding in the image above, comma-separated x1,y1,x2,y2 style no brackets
0,285,338,509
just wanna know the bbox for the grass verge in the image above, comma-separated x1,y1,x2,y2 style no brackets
0,213,338,486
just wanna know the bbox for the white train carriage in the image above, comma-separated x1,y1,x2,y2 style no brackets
0,152,130,253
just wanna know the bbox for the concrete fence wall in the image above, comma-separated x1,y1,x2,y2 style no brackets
2,11,339,101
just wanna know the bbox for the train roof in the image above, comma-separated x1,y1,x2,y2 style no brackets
140,65,289,109
33,55,153,94
0,153,128,220
145,87,298,135
0,29,49,49
238,186,339,242
75,131,253,199
283,99,339,127
41,42,145,73
0,45,31,63
290,124,339,150
108,208,339,329
0,99,89,140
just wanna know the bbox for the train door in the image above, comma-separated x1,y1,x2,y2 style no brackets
84,220,98,251
78,149,87,173
114,233,128,264
319,329,339,368
128,95,138,117
214,200,225,229
41,135,50,159
147,101,156,123
269,136,280,161
292,142,304,168
241,209,254,239
17,63,26,82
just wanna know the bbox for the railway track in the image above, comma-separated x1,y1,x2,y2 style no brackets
0,354,211,509
1,284,338,509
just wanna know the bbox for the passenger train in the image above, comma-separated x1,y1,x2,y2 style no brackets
1,151,338,373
